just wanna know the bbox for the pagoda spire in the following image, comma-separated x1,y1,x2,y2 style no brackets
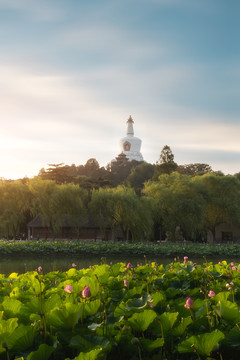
126,115,134,136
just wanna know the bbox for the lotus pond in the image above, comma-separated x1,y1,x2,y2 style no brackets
1,258,240,359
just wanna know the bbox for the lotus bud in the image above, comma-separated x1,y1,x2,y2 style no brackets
82,286,91,298
64,284,73,293
184,297,194,309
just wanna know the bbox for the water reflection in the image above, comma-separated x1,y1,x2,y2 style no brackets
0,255,239,276
0,255,170,275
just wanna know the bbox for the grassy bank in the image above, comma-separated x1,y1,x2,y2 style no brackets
0,239,240,257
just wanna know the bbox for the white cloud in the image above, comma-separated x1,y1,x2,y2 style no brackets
0,0,64,21
57,23,168,62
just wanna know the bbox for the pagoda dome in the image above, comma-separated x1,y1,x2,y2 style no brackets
119,116,144,162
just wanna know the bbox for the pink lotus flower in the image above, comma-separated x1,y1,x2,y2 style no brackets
208,290,215,297
72,263,77,267
232,266,236,271
124,279,129,287
127,262,132,269
184,297,194,309
37,266,42,272
64,284,73,293
231,262,235,266
82,286,91,298
183,256,188,263
149,302,154,308
226,282,234,290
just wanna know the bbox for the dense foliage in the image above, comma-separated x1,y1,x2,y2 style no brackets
1,259,240,359
0,151,240,242
1,240,240,258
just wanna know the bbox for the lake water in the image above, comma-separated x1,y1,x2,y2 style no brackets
1,254,240,276
0,254,166,275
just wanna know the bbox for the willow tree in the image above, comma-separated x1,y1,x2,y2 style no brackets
89,186,153,241
0,181,31,239
195,174,240,242
28,179,87,236
143,173,205,241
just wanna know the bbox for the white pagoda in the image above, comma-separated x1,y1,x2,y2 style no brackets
119,116,144,162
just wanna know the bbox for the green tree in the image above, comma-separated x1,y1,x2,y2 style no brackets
195,174,240,242
153,145,178,179
234,172,240,180
0,181,31,239
126,162,155,194
109,154,139,186
158,145,175,164
177,163,213,176
38,163,72,184
144,173,205,241
89,186,153,241
84,158,100,177
28,179,87,236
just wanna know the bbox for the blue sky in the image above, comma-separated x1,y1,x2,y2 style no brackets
0,0,239,179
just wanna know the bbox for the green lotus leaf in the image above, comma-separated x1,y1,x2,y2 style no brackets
165,288,181,298
114,302,128,317
159,312,179,333
93,264,109,278
126,292,150,309
178,329,225,356
43,294,62,313
27,273,45,292
27,344,54,360
111,263,122,276
109,289,124,302
70,334,110,351
124,285,145,299
107,277,122,290
2,298,23,318
114,294,149,317
19,298,41,323
7,325,35,352
66,268,78,277
9,272,19,279
97,273,110,285
66,347,103,360
0,318,19,349
215,291,230,302
213,300,240,323
46,303,84,329
151,291,166,306
85,299,101,317
10,286,21,298
127,309,157,332
172,316,192,336
140,337,164,351
226,326,240,349
208,271,221,278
